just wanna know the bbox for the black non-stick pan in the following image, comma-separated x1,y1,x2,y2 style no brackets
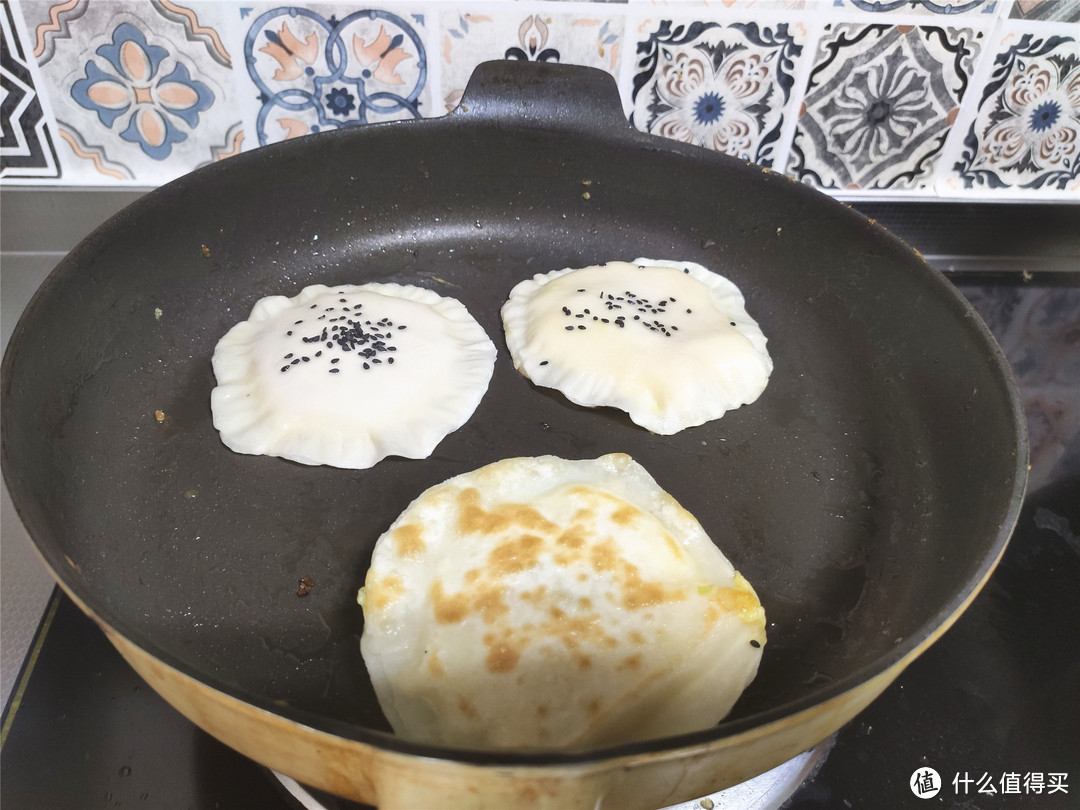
2,61,1027,808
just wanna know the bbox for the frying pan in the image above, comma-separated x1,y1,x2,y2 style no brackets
2,61,1027,808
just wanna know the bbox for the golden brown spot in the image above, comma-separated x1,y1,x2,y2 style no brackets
392,524,425,560
549,606,566,621
487,533,545,575
622,570,685,609
577,597,592,610
520,585,548,603
591,539,687,609
618,654,642,670
586,698,601,717
430,581,508,625
464,568,480,583
663,533,684,560
629,630,646,645
364,574,404,610
590,539,618,572
427,650,445,678
545,613,618,651
457,488,558,536
430,581,469,624
483,631,521,674
556,525,588,549
473,584,510,623
610,504,640,526
575,653,592,670
458,696,478,718
536,705,549,717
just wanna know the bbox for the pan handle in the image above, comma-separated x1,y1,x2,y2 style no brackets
455,60,630,133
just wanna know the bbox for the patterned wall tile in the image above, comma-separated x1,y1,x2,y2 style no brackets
832,0,1002,15
944,27,1080,194
630,17,808,167
21,0,238,185
1009,0,1080,21
231,5,431,147
787,24,983,192
440,8,624,114
2,0,61,180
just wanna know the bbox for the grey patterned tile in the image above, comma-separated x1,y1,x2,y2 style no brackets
944,28,1080,194
1009,0,1080,22
833,0,1001,15
787,23,983,191
439,8,624,114
22,0,239,185
2,1,61,181
630,17,807,167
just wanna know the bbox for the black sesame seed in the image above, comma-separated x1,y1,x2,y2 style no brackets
286,331,293,336
315,351,322,357
565,325,574,331
295,320,303,324
280,366,289,372
387,357,394,364
301,356,310,362
363,362,370,369
329,368,340,374
577,325,586,330
290,358,300,365
539,360,549,366
331,358,340,364
750,639,761,648
284,353,294,359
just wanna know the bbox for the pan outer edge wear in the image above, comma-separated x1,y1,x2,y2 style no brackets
45,548,1011,810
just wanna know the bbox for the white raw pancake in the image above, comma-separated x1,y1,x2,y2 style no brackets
501,259,773,434
211,283,496,469
358,453,766,750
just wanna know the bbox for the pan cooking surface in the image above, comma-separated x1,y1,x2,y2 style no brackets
1,96,1024,756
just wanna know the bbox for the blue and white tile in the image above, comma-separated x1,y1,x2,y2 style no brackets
440,6,625,114
787,23,984,192
940,22,1080,196
629,16,810,167
2,0,61,181
223,4,432,149
21,0,238,185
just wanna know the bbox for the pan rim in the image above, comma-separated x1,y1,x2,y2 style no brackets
0,88,1030,769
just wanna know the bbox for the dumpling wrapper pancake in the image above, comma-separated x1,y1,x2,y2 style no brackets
211,283,496,469
358,453,766,751
501,259,773,434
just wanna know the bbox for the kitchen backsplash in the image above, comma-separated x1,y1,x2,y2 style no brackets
2,0,1078,200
